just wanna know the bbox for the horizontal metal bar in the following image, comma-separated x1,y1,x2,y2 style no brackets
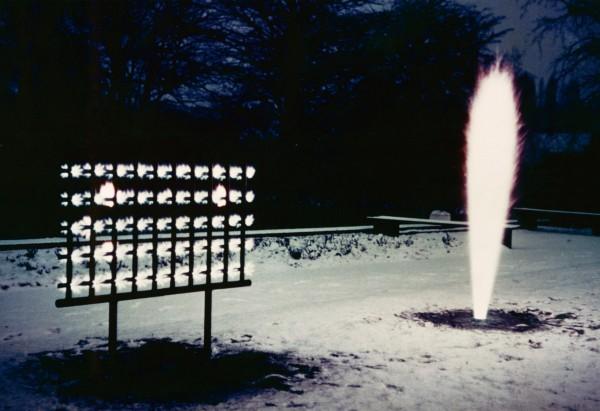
55,280,251,307
369,216,519,229
368,215,471,226
0,226,374,250
514,207,600,217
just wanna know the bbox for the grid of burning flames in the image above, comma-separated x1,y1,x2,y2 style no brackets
57,162,255,301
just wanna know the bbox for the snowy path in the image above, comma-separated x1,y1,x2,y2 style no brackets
1,230,599,410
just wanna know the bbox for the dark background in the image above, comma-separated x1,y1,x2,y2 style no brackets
0,0,598,238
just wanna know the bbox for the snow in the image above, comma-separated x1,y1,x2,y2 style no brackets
1,229,599,410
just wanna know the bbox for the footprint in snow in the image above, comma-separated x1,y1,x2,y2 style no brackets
499,354,523,361
386,384,404,392
362,316,382,324
2,333,22,341
528,339,543,349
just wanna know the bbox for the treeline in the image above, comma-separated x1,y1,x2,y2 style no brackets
0,0,593,237
516,0,600,212
516,72,599,211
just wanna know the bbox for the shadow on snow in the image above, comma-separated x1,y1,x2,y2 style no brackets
17,338,319,405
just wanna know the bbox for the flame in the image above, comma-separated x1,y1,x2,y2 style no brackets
466,61,520,320
94,182,115,207
212,184,227,207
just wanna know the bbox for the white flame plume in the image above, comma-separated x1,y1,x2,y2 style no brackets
466,61,520,320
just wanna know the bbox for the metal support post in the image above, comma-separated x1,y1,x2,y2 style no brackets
204,289,212,359
108,300,118,355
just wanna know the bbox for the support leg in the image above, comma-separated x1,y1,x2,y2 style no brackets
520,215,537,230
502,228,513,249
374,222,397,236
204,290,212,359
108,300,118,355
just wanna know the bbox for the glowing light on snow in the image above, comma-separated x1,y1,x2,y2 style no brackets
466,61,520,320
70,279,90,296
176,216,190,230
60,164,69,178
194,165,209,179
60,192,69,207
116,243,132,259
156,217,171,231
137,218,152,232
212,215,225,229
137,190,153,205
71,165,83,178
137,243,153,256
175,241,188,256
157,188,173,204
229,190,242,204
71,192,90,207
194,191,208,204
71,247,90,264
136,271,153,290
157,241,171,257
194,216,208,229
71,163,91,178
60,162,256,296
137,163,154,179
176,164,192,179
212,262,225,274
94,241,114,262
211,239,224,253
93,276,112,294
157,272,172,285
175,190,191,204
212,164,227,180
228,214,242,228
116,189,135,205
245,262,255,277
94,218,110,233
229,238,241,251
212,184,227,207
157,164,173,179
115,217,134,232
71,216,91,238
193,239,208,254
94,182,115,207
94,163,111,178
230,166,243,180
116,163,134,178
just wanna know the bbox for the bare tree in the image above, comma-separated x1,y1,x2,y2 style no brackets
522,0,600,102
198,0,379,141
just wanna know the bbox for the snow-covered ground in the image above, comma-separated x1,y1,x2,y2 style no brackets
1,229,599,410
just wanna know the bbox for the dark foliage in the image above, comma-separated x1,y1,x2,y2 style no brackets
515,1,599,212
11,0,595,237
522,0,600,103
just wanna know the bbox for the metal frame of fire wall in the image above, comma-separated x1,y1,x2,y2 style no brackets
55,162,254,358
